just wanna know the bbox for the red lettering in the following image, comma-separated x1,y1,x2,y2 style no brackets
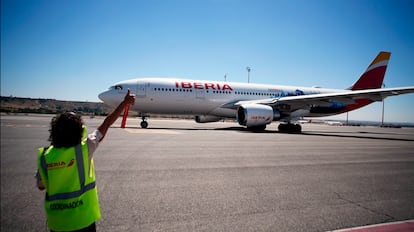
222,84,233,91
174,81,232,91
47,161,66,169
181,82,192,88
194,83,203,89
204,83,215,90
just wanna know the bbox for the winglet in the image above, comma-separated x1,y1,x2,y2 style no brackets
350,51,391,90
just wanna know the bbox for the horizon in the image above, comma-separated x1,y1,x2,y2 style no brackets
2,95,414,125
1,0,413,123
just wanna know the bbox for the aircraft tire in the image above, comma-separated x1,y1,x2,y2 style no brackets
278,123,302,133
294,124,302,133
140,121,148,128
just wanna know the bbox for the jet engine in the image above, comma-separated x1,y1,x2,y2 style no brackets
195,115,223,123
237,104,280,128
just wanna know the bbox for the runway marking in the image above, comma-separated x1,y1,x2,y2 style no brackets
1,123,47,128
124,129,182,134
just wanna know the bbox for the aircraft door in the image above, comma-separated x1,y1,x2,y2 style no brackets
136,83,147,97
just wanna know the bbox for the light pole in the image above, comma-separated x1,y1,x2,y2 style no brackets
246,67,251,83
381,83,386,126
346,112,349,125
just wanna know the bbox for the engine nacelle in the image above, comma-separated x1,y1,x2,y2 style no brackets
237,104,280,127
195,115,223,123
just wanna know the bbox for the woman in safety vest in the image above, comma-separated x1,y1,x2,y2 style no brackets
36,90,135,232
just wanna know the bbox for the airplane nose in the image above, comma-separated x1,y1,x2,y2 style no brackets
98,89,125,107
98,91,107,102
98,90,113,104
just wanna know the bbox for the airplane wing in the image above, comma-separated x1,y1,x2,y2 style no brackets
230,86,414,111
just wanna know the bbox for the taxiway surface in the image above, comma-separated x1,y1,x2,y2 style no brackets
1,115,413,231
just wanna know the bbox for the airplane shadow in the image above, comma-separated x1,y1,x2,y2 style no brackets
219,127,414,141
119,125,276,133
120,126,211,131
119,126,414,141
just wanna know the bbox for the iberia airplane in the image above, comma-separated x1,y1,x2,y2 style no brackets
98,51,414,132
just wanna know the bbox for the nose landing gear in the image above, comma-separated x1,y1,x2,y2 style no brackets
140,114,148,128
140,120,148,128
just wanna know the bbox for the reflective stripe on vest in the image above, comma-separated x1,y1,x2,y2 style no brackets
40,144,96,201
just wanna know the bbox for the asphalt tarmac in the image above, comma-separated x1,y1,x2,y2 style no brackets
1,114,414,232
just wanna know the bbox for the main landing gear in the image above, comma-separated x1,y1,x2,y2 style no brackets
278,123,302,133
140,114,148,128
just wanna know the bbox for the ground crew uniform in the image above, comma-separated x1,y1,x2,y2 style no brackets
37,130,102,231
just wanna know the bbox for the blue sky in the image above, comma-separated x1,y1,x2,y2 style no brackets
1,0,413,123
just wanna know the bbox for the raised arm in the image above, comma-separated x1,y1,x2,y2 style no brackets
97,89,136,141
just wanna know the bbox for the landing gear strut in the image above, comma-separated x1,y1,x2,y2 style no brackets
140,114,148,128
278,123,302,133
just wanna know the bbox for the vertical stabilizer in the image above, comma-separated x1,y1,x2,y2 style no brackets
350,51,391,90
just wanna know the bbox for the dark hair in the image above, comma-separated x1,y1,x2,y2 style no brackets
49,112,84,148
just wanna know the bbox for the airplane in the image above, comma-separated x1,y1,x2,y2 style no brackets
98,51,414,133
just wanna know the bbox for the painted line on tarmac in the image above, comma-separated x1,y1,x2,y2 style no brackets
1,123,47,128
330,219,414,232
124,128,182,134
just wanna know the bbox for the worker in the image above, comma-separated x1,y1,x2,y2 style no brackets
35,89,135,232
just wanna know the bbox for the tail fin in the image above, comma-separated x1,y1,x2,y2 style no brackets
350,51,391,90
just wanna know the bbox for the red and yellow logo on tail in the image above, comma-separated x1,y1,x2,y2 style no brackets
351,51,391,90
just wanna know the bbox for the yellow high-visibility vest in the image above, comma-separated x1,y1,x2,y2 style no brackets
37,141,101,231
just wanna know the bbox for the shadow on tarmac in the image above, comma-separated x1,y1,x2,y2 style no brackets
120,126,414,141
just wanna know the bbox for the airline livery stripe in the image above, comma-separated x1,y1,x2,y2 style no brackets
365,60,389,72
368,52,390,67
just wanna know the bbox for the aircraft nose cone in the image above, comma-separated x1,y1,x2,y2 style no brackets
98,89,124,107
98,91,110,103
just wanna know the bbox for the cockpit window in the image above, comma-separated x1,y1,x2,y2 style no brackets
110,85,123,90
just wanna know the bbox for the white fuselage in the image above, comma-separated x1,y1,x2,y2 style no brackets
99,77,343,118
